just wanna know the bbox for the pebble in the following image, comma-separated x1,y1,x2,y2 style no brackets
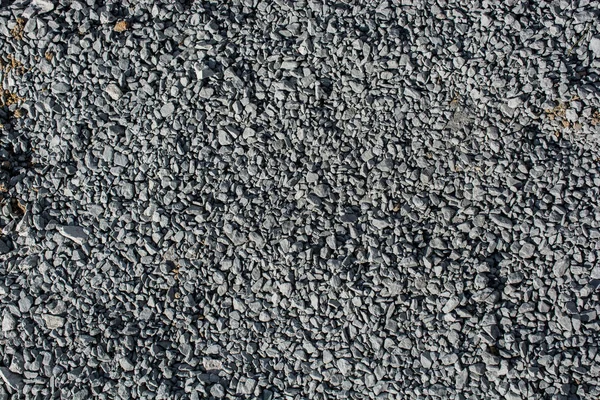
519,243,536,259
590,37,600,58
160,103,175,117
52,82,71,94
442,296,460,313
42,314,65,329
490,214,513,229
57,226,88,245
105,83,123,100
210,384,225,398
2,313,16,331
0,367,24,391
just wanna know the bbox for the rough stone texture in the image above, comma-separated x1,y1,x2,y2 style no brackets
0,1,599,399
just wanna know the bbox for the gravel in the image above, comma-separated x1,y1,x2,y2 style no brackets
1,0,600,399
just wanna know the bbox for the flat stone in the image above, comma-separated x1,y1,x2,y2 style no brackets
306,172,319,183
442,296,460,313
210,384,225,398
2,313,16,331
490,214,513,229
507,97,522,109
336,359,352,375
119,357,135,372
57,225,88,245
590,37,600,58
421,352,433,369
398,337,412,349
519,242,536,259
0,367,24,391
122,183,135,199
195,65,215,80
42,314,65,329
32,0,55,13
52,82,71,94
553,258,570,278
203,358,223,371
372,219,389,229
481,14,492,27
218,130,232,146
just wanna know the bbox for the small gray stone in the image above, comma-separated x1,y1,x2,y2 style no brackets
314,184,330,198
52,82,71,94
210,384,225,398
105,83,123,100
306,172,319,183
377,158,394,172
114,153,129,167
481,14,492,27
442,296,460,313
248,231,265,247
441,207,456,221
398,337,412,350
372,219,389,229
278,283,292,297
2,313,16,331
490,214,513,229
553,258,570,278
421,352,433,369
32,0,55,13
340,213,358,223
237,378,257,395
203,358,223,371
57,226,88,245
507,272,524,285
119,357,135,372
590,37,600,58
280,60,299,70
195,65,215,80
430,238,447,250
218,130,232,146
122,183,135,200
591,265,600,279
519,243,536,259
0,367,24,391
507,97,522,109
160,103,175,117
42,314,65,329
336,359,352,375
18,297,32,313
323,350,334,364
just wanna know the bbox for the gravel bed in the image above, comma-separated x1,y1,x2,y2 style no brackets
1,0,600,399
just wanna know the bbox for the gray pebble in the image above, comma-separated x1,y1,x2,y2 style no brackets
2,313,16,332
210,384,225,398
160,103,175,117
105,84,123,100
519,243,536,259
0,367,23,391
42,314,65,329
57,226,88,245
